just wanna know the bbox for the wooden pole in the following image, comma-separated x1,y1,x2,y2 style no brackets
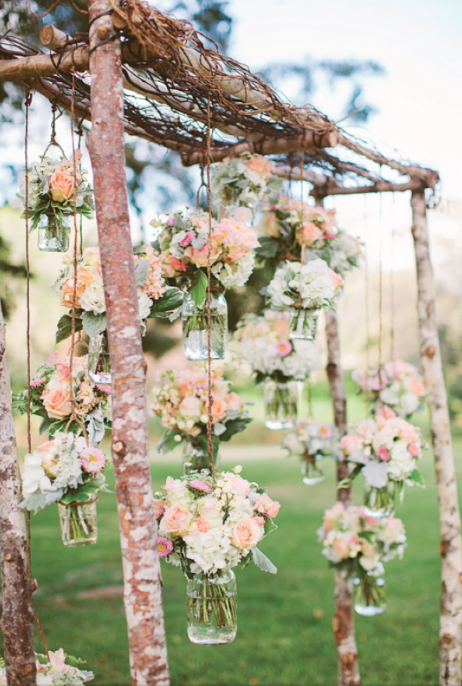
87,2,169,684
0,300,36,686
411,190,462,686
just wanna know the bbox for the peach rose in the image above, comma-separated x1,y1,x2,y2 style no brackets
297,221,322,247
211,397,227,423
231,517,262,550
61,278,86,309
332,537,351,560
246,155,273,181
160,505,192,536
42,387,72,419
410,377,425,397
329,268,343,292
49,170,75,202
226,392,244,412
340,434,359,456
255,493,281,519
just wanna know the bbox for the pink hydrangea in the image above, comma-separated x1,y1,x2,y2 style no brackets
80,446,105,473
157,536,173,558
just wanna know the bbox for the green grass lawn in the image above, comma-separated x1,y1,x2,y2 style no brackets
14,433,459,686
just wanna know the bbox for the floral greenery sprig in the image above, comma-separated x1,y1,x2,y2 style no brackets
154,466,280,577
21,432,108,512
318,502,407,577
18,152,94,231
232,310,320,383
52,246,183,342
13,353,111,442
211,153,282,209
265,259,343,311
151,368,252,459
339,412,424,491
352,360,426,419
282,419,340,461
151,209,259,306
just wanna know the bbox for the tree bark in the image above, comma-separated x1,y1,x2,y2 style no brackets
325,309,361,686
87,2,169,684
411,190,462,686
0,300,36,686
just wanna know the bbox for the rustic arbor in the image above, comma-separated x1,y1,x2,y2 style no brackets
0,1,459,685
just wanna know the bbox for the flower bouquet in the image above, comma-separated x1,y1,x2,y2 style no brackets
318,502,406,615
154,466,280,643
232,310,320,429
211,153,282,209
266,258,343,341
282,419,339,484
352,360,426,419
339,414,424,517
151,368,252,472
18,151,94,252
152,209,259,359
14,353,111,443
53,246,183,380
21,432,107,546
0,650,94,686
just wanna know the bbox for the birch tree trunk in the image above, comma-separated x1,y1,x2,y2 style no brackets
0,300,36,686
325,309,360,686
411,190,462,686
87,2,169,684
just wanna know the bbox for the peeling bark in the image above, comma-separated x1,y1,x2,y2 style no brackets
0,300,36,686
87,2,169,684
411,191,462,686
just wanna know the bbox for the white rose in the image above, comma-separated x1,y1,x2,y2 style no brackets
79,282,106,314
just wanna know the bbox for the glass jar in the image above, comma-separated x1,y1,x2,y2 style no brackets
301,454,324,485
354,569,386,616
289,307,321,341
38,214,70,252
363,481,396,519
186,569,237,645
181,292,228,361
264,378,298,430
88,334,111,385
182,443,220,475
58,496,98,547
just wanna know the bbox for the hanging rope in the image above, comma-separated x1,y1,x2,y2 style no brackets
204,95,215,478
363,194,370,407
389,193,396,361
377,190,384,382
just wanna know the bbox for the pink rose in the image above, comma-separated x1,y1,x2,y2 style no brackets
255,493,281,519
231,517,262,550
297,221,323,247
224,473,251,497
49,170,75,202
211,397,227,423
42,387,72,419
225,392,244,412
332,537,351,559
340,434,359,456
329,268,343,293
179,231,195,248
246,155,273,181
410,377,425,397
160,505,191,536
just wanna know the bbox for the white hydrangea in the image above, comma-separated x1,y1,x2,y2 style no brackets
267,259,338,310
388,442,416,481
79,281,106,315
137,291,153,321
213,251,255,289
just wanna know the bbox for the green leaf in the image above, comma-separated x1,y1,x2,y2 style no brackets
56,313,83,343
135,258,150,287
409,469,425,486
251,547,278,574
148,288,184,318
59,475,107,504
157,430,182,455
255,237,280,258
219,417,253,442
189,271,208,307
82,311,107,337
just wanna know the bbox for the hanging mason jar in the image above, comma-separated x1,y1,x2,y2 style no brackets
38,213,70,252
363,481,396,519
354,569,386,616
181,292,228,361
58,495,98,547
186,569,237,645
289,307,321,341
264,378,298,430
88,333,111,385
182,443,220,475
301,454,324,485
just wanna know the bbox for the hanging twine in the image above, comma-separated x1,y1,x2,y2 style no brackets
389,193,396,361
204,96,215,478
377,190,384,383
363,194,370,407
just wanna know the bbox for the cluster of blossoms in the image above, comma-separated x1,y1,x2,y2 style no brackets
282,420,340,460
21,432,107,512
260,197,337,248
340,412,423,489
0,649,94,686
352,360,426,419
154,467,280,575
266,259,343,311
14,353,111,443
18,151,94,230
232,310,320,382
328,230,364,276
318,502,407,574
211,153,282,208
151,368,251,453
152,210,260,292
52,246,180,337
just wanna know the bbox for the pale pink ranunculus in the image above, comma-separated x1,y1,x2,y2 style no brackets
42,387,72,419
276,339,292,357
340,434,359,456
231,517,262,550
255,493,281,519
211,397,227,423
179,231,195,248
49,170,75,203
161,505,192,536
226,392,245,412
